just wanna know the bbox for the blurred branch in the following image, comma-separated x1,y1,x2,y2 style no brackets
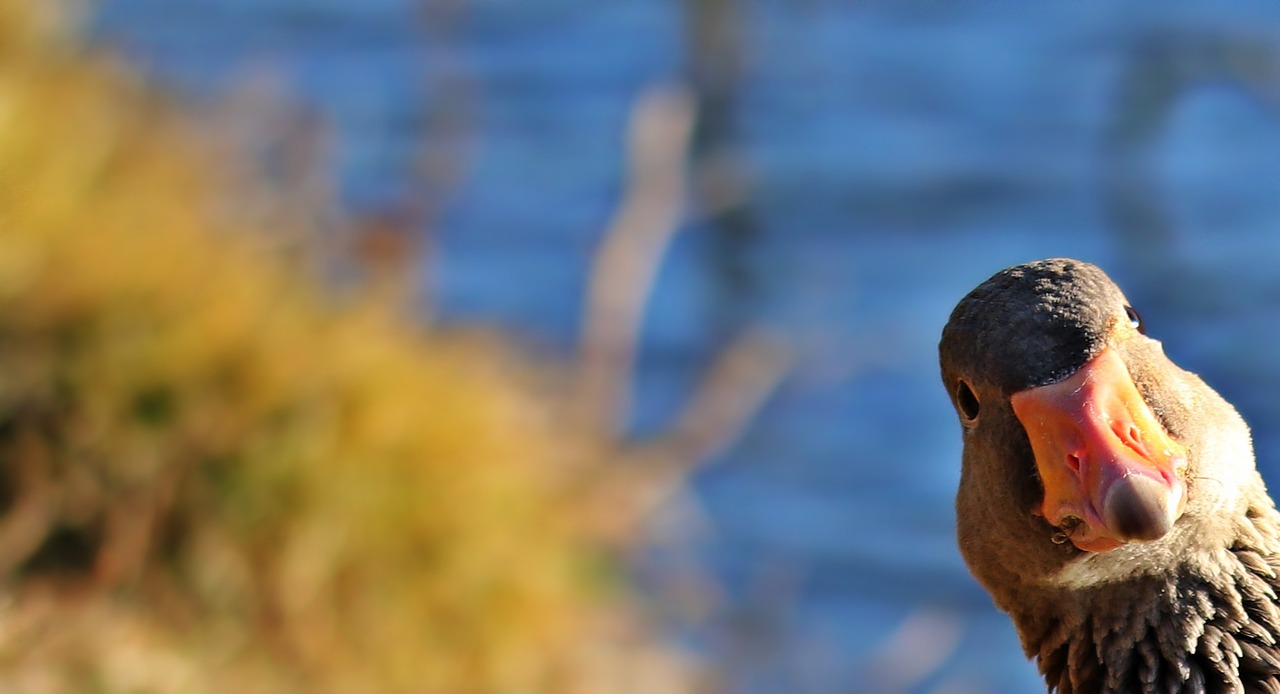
686,0,760,333
207,0,482,312
863,609,963,693
574,85,790,546
94,471,180,590
204,72,337,261
343,0,483,312
587,332,790,548
415,0,480,221
686,0,752,219
649,330,789,471
574,85,697,436
339,0,481,312
0,424,54,576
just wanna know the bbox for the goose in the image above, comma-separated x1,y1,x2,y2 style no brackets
939,258,1280,693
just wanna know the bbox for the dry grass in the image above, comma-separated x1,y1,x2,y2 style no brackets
0,2,697,691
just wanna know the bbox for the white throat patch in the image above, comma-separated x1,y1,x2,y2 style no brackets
1046,517,1240,591
1048,542,1176,590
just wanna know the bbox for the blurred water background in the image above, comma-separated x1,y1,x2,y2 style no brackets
84,1,1280,692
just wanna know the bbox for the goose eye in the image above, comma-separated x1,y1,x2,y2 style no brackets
1124,305,1145,335
955,379,980,422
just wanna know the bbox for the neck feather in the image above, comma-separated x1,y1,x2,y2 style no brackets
1019,509,1280,693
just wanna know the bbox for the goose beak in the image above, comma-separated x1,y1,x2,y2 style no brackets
1010,346,1188,553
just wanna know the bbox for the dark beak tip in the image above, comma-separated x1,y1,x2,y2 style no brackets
1102,475,1177,542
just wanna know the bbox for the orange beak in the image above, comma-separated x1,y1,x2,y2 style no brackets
1010,346,1188,553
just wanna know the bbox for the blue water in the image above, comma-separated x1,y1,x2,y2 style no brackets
90,2,1280,691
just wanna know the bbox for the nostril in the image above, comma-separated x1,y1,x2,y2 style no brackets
1112,421,1145,449
1066,454,1081,474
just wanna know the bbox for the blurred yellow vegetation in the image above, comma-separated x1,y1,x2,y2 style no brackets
0,2,692,691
